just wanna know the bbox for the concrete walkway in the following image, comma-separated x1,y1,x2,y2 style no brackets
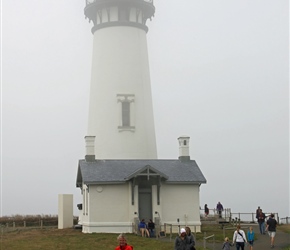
248,225,290,249
194,224,290,249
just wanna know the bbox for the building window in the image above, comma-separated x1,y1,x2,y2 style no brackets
117,94,135,131
119,7,129,21
122,102,130,126
85,186,89,215
83,185,89,216
82,188,85,215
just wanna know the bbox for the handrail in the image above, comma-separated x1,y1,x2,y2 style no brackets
223,225,248,239
280,217,290,224
203,233,215,249
85,0,154,6
200,208,231,221
164,223,172,241
230,212,279,224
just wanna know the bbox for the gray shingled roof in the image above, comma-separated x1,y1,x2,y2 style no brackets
76,159,207,187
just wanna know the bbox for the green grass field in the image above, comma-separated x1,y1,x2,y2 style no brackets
1,224,289,250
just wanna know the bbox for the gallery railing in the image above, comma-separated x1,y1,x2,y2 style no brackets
85,0,154,6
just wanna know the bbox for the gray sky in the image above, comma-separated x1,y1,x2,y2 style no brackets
1,1,289,218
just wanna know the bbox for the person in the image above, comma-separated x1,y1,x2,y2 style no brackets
115,233,133,250
222,237,233,250
266,213,277,248
138,219,149,237
204,204,209,218
216,202,224,218
257,209,266,234
175,228,190,250
255,206,261,220
247,226,255,250
147,219,155,238
232,225,247,250
185,226,196,250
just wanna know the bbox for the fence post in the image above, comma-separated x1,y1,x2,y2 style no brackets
41,220,43,229
13,222,15,228
24,221,26,228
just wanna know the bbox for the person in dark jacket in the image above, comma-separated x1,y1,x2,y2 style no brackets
175,228,190,250
257,209,266,234
185,226,196,250
204,204,209,218
266,213,277,248
147,219,155,237
216,202,224,218
255,206,261,219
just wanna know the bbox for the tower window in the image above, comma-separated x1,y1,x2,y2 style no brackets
117,94,135,131
119,7,130,21
122,102,130,126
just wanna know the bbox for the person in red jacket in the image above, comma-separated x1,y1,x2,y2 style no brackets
115,233,133,250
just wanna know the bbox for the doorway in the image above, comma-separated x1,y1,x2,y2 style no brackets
138,189,152,221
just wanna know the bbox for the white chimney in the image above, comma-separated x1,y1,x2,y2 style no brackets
178,136,190,161
85,136,95,162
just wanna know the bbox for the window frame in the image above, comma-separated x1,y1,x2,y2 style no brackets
117,94,135,131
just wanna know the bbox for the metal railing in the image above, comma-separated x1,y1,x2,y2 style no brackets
163,223,172,241
223,225,248,239
201,209,280,224
203,232,215,250
85,0,153,6
230,212,279,223
201,208,231,221
280,217,290,224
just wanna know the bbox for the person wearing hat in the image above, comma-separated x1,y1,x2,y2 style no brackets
174,228,190,250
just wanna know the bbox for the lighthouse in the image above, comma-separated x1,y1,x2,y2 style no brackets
85,0,157,159
76,0,206,234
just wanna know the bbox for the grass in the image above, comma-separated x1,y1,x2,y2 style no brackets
279,224,290,234
0,224,289,250
0,228,173,250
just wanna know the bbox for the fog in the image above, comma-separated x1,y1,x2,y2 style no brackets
1,1,289,218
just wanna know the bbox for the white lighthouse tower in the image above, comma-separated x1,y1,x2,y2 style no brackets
85,0,157,159
76,0,206,234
